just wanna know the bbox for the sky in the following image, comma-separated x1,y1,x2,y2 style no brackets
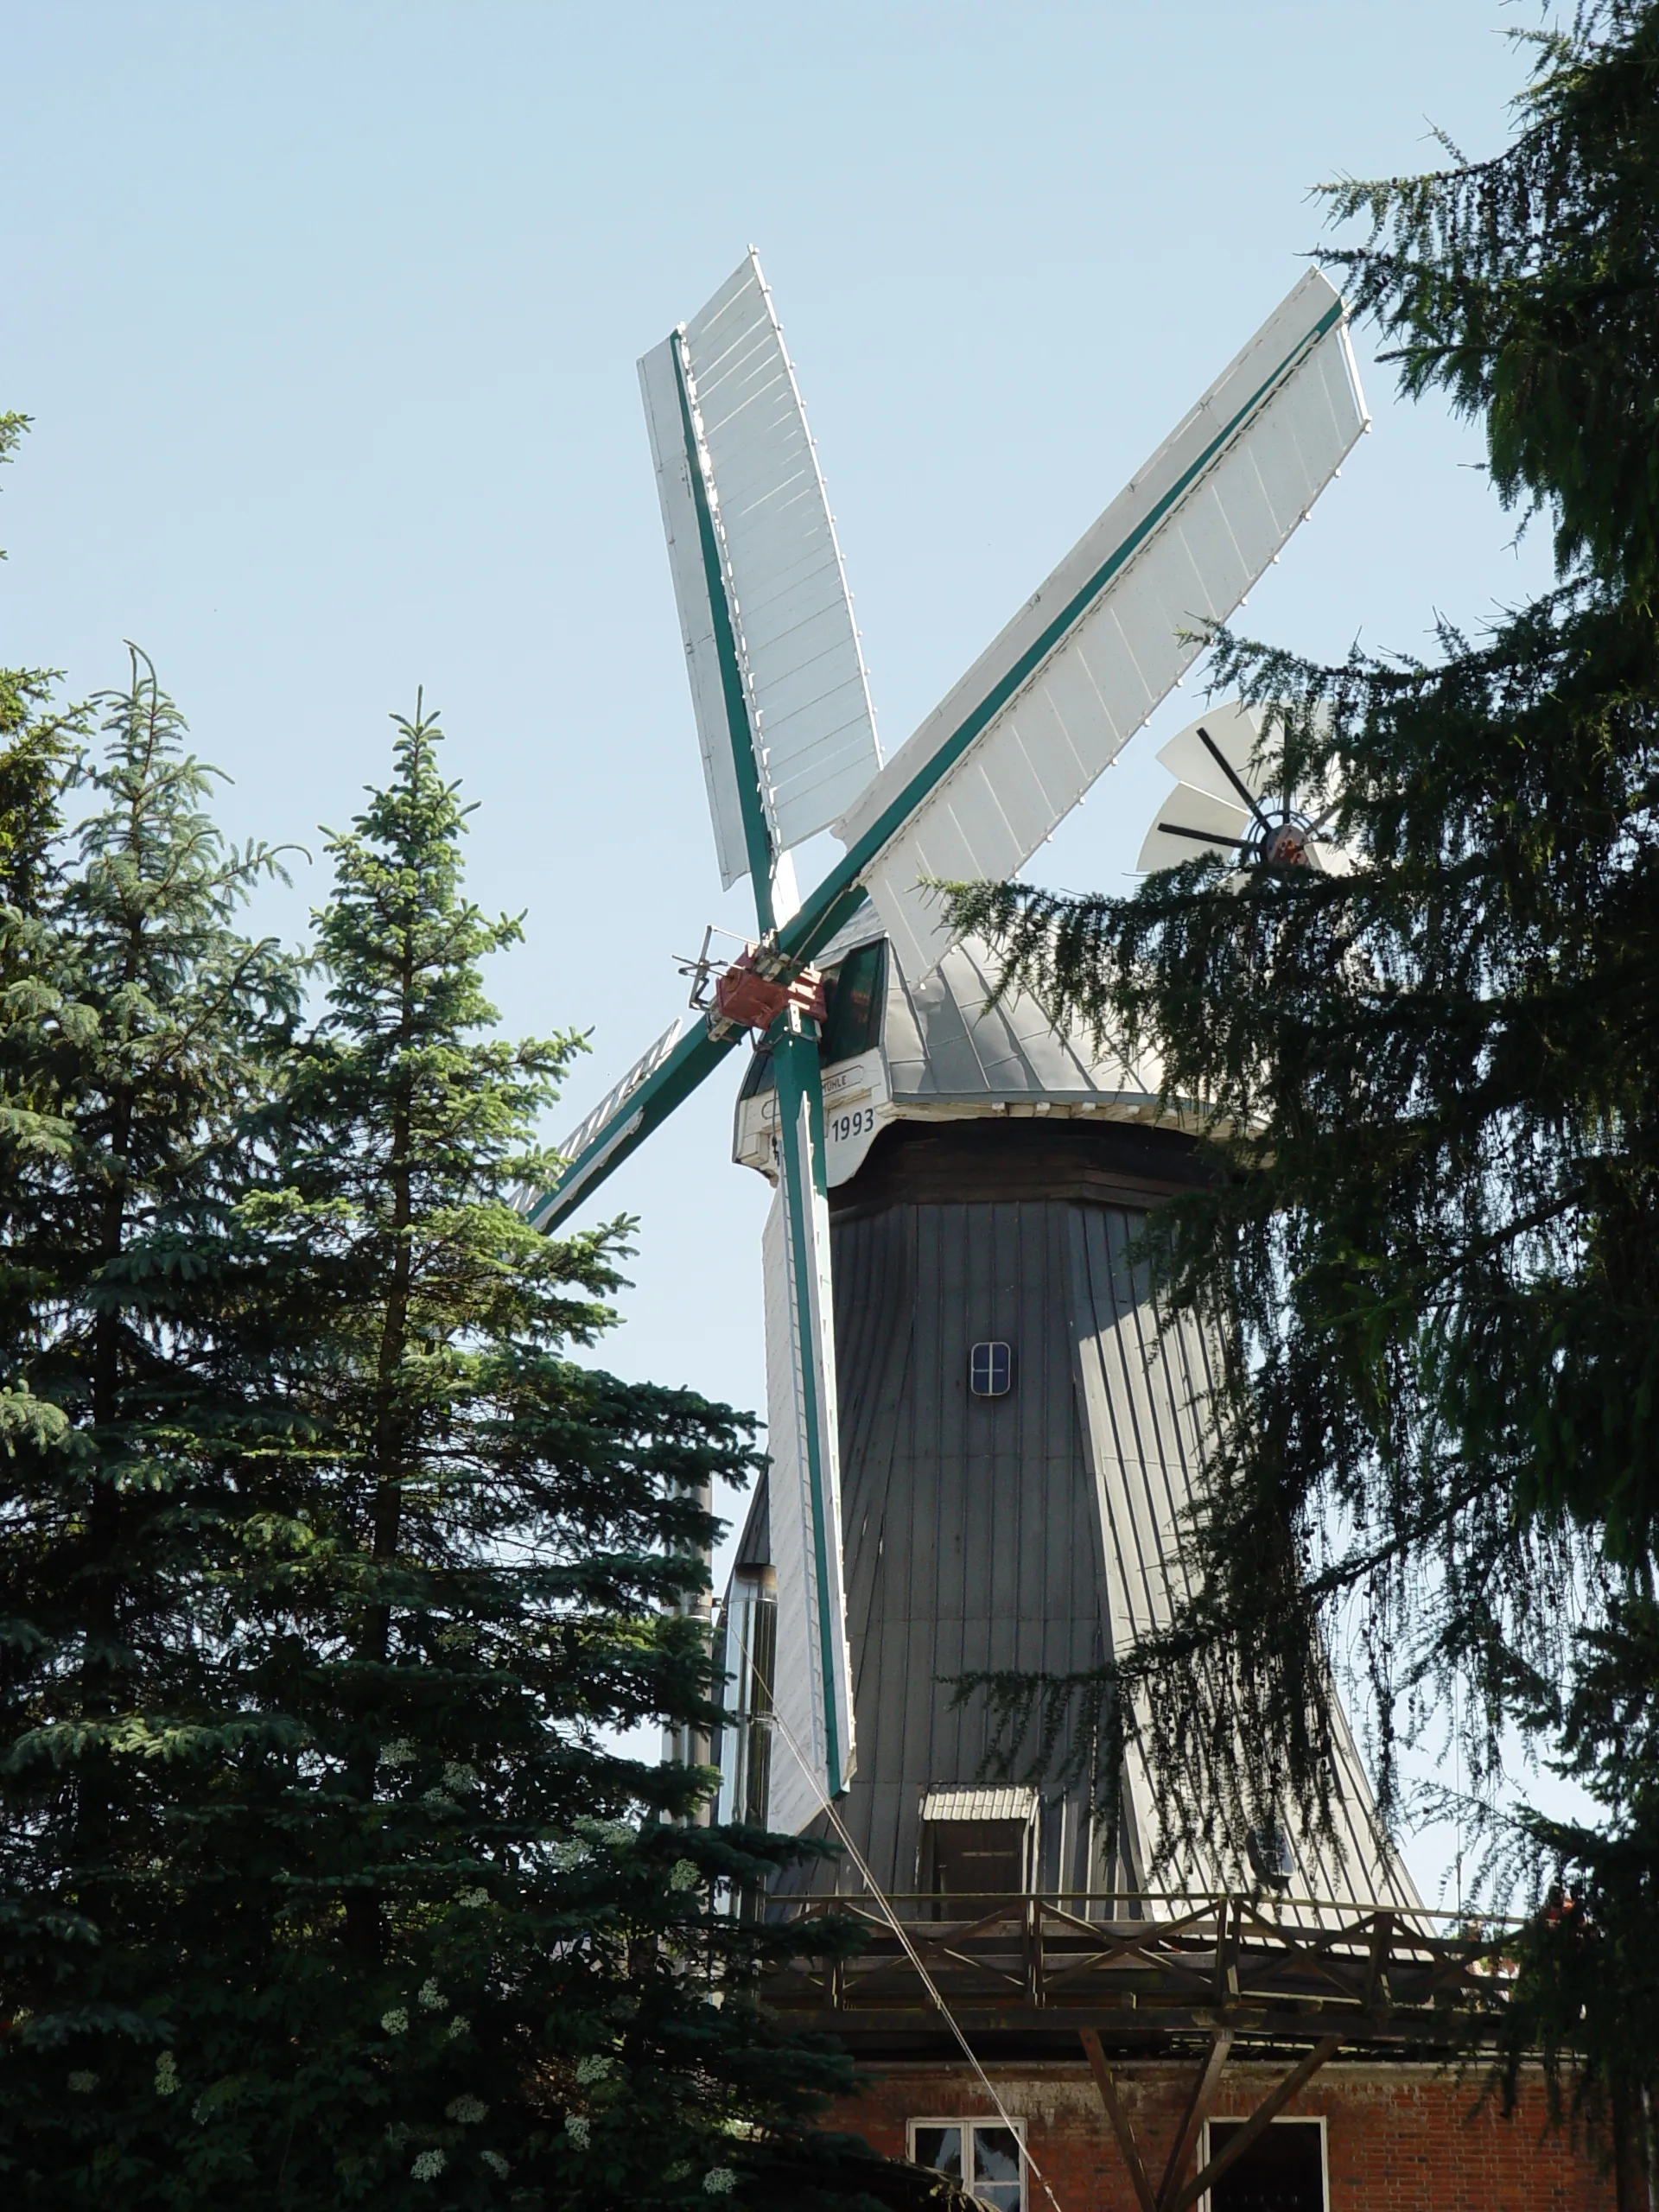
3,2,1567,1897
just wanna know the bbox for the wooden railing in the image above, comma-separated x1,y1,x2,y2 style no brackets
761,1890,1518,2050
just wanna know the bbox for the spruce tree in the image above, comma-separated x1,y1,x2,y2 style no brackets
944,0,1659,2172
204,700,912,2209
0,412,89,1364
3,683,944,2209
0,652,300,2195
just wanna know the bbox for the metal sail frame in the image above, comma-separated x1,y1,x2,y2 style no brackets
529,269,1364,1235
527,257,1371,1817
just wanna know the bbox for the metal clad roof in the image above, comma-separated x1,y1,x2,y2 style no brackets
751,1157,1422,1918
806,1194,1113,1899
880,932,1158,1109
1068,1203,1421,1914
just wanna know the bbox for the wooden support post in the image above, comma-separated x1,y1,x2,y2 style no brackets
1157,2031,1234,2212
1363,1909,1395,2009
1080,2030,1157,2212
1171,2035,1343,2212
1213,1893,1240,2006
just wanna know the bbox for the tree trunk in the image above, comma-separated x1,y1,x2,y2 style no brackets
345,947,416,1964
1611,2075,1652,2212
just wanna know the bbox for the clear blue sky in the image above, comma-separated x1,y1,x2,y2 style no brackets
3,2,1564,1891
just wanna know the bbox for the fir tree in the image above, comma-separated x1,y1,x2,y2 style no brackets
944,0,1659,2178
200,700,909,2209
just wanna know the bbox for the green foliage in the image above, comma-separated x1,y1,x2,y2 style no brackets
1505,1598,1659,2082
944,0,1659,2152
0,416,87,1186
1320,1,1659,601
0,651,305,2196
0,671,938,2207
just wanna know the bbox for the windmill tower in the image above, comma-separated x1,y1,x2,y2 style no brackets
531,251,1412,1912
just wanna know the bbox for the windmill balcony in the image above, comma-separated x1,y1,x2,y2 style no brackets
758,1888,1518,2063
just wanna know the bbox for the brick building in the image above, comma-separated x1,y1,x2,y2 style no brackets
823,2057,1610,2212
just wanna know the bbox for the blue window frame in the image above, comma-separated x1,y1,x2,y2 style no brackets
969,1341,1013,1397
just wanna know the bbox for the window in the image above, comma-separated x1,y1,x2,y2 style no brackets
910,2120,1025,2211
737,938,888,1098
1246,1819,1294,1891
969,1340,1013,1396
818,938,887,1064
1203,2118,1325,2212
715,1577,775,1832
737,1041,775,1101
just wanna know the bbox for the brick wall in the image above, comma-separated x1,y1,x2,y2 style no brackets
820,2058,1613,2211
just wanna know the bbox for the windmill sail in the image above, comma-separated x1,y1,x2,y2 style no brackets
761,1173,855,1822
834,268,1367,977
762,1023,857,1807
638,251,868,1802
639,251,881,893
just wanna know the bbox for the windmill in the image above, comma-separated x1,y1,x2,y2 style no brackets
531,250,1411,1908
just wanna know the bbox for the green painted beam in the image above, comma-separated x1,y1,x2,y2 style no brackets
670,329,778,932
524,1018,740,1233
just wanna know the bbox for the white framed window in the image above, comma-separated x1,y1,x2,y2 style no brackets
909,2117,1025,2210
1199,2115,1326,2212
969,1340,1013,1396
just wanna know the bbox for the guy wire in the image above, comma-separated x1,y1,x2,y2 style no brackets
749,1667,1067,2212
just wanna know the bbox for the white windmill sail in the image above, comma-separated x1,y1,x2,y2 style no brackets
639,251,882,893
639,250,864,1810
761,1179,855,1824
834,268,1367,977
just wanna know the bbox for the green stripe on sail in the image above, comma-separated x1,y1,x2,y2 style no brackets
671,330,778,931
